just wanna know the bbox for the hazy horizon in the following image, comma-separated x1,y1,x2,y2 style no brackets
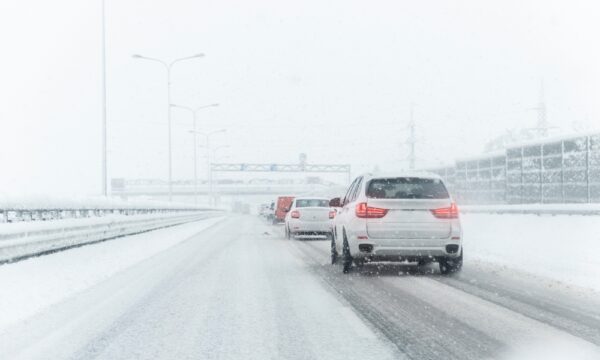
2,0,599,196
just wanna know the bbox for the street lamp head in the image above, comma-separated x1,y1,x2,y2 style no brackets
132,54,143,59
193,53,205,58
197,103,219,110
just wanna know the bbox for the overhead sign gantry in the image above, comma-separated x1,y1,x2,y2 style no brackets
210,154,352,182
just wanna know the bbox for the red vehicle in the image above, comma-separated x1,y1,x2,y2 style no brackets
273,196,295,224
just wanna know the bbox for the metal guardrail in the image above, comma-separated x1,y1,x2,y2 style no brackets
0,209,224,264
0,207,209,223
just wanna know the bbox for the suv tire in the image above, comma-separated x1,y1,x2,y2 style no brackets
342,232,353,273
439,250,463,275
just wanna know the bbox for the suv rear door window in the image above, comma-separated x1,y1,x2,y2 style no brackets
349,177,363,202
367,178,449,199
342,177,359,206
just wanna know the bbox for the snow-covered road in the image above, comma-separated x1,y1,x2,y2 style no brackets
1,215,600,359
0,216,400,359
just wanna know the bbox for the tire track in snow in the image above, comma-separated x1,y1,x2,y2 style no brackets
289,238,502,360
433,270,600,346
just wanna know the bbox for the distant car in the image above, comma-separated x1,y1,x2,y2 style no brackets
258,203,270,217
266,201,276,221
273,196,294,224
330,173,463,274
284,197,335,240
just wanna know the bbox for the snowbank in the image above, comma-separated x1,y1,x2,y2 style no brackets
461,203,600,215
462,213,600,291
0,216,225,330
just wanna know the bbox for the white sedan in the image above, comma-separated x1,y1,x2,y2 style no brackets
284,197,335,240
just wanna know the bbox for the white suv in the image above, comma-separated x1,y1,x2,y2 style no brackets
330,173,463,274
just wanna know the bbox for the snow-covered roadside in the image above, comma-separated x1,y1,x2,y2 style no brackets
0,216,225,331
461,203,600,215
462,213,600,292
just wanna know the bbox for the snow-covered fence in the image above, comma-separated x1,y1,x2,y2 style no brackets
426,132,600,205
0,210,223,264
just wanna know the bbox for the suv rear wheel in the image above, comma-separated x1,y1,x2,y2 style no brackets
439,250,463,275
342,232,353,273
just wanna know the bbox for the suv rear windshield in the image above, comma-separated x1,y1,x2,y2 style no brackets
296,199,329,207
366,178,449,199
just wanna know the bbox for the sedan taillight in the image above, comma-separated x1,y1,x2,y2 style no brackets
355,202,388,218
291,210,300,219
431,202,459,219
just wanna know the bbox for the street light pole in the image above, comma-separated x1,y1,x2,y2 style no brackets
189,129,226,206
171,103,219,204
132,53,204,201
210,145,230,207
101,0,107,196
207,135,211,205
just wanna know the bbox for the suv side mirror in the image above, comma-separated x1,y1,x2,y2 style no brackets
284,207,291,212
329,197,341,207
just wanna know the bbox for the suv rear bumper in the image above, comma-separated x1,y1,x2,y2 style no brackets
351,242,462,259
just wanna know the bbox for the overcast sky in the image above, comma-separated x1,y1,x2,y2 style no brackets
1,0,599,196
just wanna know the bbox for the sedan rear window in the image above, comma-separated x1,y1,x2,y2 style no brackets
296,199,329,207
367,178,449,199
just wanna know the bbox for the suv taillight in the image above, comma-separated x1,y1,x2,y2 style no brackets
355,202,388,218
431,202,459,219
291,210,300,219
329,210,336,219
